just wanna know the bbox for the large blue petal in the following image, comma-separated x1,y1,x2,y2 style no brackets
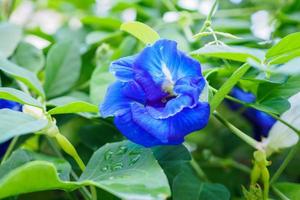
100,81,145,117
134,39,201,84
114,111,162,147
130,102,210,144
110,55,136,81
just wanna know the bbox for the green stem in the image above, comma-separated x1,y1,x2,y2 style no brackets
271,186,290,200
210,63,251,112
207,0,219,21
46,138,92,200
190,159,209,181
270,144,299,185
1,136,19,164
213,111,259,149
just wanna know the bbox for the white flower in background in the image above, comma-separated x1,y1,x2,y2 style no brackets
198,0,214,16
230,0,243,4
262,92,300,156
251,10,275,40
121,8,137,22
178,0,199,10
68,17,82,30
9,0,34,26
163,11,180,23
27,9,63,34
95,0,113,16
178,0,214,16
24,35,50,49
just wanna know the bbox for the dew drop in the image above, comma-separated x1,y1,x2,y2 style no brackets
129,154,141,166
101,166,108,172
111,162,123,171
104,150,114,160
116,145,128,155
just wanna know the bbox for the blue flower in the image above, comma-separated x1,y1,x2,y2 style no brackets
0,99,22,157
100,39,210,147
228,87,276,140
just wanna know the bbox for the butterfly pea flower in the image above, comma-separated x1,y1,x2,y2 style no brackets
0,99,22,156
227,87,276,141
100,39,210,147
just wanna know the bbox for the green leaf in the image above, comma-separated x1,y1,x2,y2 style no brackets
0,109,48,143
210,63,251,111
120,21,160,44
257,75,300,103
266,32,300,59
274,57,300,75
275,182,300,200
90,70,115,105
12,42,45,73
172,172,230,200
253,97,290,114
79,140,171,200
0,58,45,98
0,23,22,58
0,87,42,108
192,45,264,62
0,161,78,199
81,16,122,31
0,149,72,181
44,41,81,98
47,96,98,115
152,145,192,181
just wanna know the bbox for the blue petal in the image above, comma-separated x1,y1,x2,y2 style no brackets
134,69,169,103
133,39,201,84
0,99,22,111
100,81,145,117
244,108,276,139
130,102,210,144
110,55,136,81
114,111,162,147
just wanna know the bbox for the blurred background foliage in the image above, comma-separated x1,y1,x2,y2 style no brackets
1,0,300,199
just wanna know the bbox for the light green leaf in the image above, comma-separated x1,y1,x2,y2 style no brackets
12,42,45,73
0,87,42,108
0,23,22,58
120,21,160,44
192,45,264,62
274,57,300,75
0,109,48,143
275,182,300,200
79,140,171,200
269,48,300,64
266,32,300,59
44,41,81,98
0,161,78,199
90,70,115,105
0,58,45,99
81,16,122,31
210,63,251,111
173,172,230,200
47,96,98,115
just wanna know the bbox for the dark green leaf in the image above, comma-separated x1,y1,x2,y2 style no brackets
172,172,230,200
